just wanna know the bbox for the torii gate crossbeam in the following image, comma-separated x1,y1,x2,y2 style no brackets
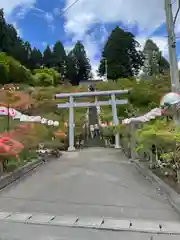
56,89,129,151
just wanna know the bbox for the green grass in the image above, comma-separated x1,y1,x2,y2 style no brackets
7,149,38,172
0,116,21,132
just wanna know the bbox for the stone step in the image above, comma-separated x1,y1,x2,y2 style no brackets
84,137,105,147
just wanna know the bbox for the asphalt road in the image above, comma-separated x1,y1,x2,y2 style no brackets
0,148,179,239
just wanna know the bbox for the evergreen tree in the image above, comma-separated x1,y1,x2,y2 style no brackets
12,40,32,68
66,51,78,85
70,41,91,85
52,41,67,77
43,45,53,67
29,47,42,69
98,26,143,80
0,9,31,67
0,9,10,53
142,39,170,79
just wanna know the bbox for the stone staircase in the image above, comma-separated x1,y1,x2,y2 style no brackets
84,136,105,148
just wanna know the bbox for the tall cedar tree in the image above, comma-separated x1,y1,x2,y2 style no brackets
143,39,169,76
0,9,30,67
68,41,91,85
29,47,42,69
66,51,78,85
52,41,67,78
43,45,53,68
98,26,143,80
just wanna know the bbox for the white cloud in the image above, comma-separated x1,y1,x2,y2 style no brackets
1,0,37,38
2,0,55,33
1,0,36,16
64,0,166,38
36,12,55,32
44,12,54,23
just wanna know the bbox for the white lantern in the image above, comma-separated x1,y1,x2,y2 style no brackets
41,118,47,124
48,120,54,125
53,121,59,126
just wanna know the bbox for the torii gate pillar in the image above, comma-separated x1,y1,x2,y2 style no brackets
111,93,120,148
68,96,75,151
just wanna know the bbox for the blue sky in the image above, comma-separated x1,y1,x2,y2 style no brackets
2,0,180,76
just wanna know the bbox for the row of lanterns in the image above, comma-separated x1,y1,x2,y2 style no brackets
41,118,59,126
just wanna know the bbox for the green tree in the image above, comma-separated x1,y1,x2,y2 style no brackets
98,26,143,80
0,9,32,68
11,40,31,68
0,10,24,60
52,41,67,78
142,39,170,79
0,9,6,53
29,47,42,69
43,45,53,68
66,51,78,84
69,41,91,85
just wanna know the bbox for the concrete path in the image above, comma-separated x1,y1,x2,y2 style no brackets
0,148,179,239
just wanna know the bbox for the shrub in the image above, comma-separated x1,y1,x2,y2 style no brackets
0,53,33,84
33,72,54,86
33,67,61,86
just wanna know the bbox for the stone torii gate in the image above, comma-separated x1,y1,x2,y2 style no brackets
56,89,129,151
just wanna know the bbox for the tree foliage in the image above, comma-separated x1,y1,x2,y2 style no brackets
52,41,67,77
0,52,33,84
33,67,61,86
141,39,170,79
98,26,144,80
67,41,91,85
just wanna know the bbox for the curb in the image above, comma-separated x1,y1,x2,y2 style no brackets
133,159,180,216
1,211,180,234
0,159,43,190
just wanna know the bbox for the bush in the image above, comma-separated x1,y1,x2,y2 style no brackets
0,53,33,84
33,67,61,86
33,72,54,86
